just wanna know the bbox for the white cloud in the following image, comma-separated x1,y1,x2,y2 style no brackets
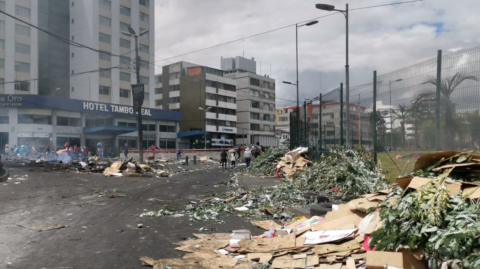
154,0,480,107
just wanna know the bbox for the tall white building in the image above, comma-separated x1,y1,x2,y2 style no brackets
222,56,277,146
0,0,181,153
70,0,155,108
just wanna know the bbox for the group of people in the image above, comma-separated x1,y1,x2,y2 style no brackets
220,142,264,169
4,143,51,156
64,142,89,159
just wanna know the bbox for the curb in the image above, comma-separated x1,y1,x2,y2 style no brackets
0,166,9,183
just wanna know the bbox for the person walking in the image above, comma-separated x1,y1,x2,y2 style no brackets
151,144,156,159
97,141,103,159
244,147,252,168
230,151,237,169
124,143,129,159
236,145,241,159
220,149,228,169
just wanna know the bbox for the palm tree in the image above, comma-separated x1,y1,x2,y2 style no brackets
390,105,410,148
419,72,479,149
410,93,435,149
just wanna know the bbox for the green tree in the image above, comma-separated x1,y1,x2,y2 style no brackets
419,72,479,149
466,110,480,147
410,94,435,149
390,105,410,148
370,111,387,151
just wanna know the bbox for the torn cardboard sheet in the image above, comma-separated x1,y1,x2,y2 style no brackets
365,251,404,269
303,229,357,245
312,213,364,231
324,204,354,222
358,211,382,234
401,176,461,196
272,254,319,268
16,222,67,232
230,230,251,247
313,240,361,255
462,185,480,199
175,236,230,253
246,253,273,263
347,198,379,212
250,220,282,230
239,233,305,253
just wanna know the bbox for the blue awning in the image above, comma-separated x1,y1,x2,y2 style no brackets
83,126,138,136
177,130,208,138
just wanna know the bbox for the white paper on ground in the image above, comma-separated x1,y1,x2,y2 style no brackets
302,229,357,245
332,204,339,211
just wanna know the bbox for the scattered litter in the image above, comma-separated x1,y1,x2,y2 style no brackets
17,222,67,232
137,223,143,228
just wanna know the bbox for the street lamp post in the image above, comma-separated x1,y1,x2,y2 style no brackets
315,3,350,146
122,27,149,162
198,107,212,149
389,78,402,150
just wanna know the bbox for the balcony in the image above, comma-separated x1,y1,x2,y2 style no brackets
206,99,216,107
206,125,237,134
218,101,236,110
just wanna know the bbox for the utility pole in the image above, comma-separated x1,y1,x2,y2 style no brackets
373,71,378,164
358,94,361,147
340,83,344,146
319,93,322,152
122,27,149,163
435,50,442,151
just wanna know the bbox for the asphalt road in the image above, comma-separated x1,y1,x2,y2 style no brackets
0,162,263,269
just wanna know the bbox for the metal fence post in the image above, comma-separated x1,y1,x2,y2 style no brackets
340,83,344,146
304,101,307,146
319,93,322,152
373,71,378,164
436,50,442,151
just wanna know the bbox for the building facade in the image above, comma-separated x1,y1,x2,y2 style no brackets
155,62,237,149
0,0,181,152
222,56,276,146
275,108,291,145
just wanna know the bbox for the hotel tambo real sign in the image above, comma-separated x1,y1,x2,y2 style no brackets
132,84,145,111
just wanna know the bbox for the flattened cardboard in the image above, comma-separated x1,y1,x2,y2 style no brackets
285,217,309,229
303,229,357,245
413,151,460,172
140,256,156,266
175,237,230,253
251,220,282,230
242,233,301,253
347,198,379,212
246,253,273,263
400,249,426,269
432,162,480,172
272,254,319,268
312,213,364,231
366,251,407,269
314,240,361,255
346,259,356,269
462,185,480,199
288,216,325,232
402,177,461,196
325,204,354,222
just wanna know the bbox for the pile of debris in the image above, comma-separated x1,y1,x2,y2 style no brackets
103,159,169,177
140,189,417,269
247,147,289,176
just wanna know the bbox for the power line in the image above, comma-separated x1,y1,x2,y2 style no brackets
149,0,423,65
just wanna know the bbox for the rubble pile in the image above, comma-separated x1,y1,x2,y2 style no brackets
247,147,313,178
102,159,169,177
140,150,480,268
247,147,289,176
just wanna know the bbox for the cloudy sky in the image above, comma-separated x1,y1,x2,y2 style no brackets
154,0,480,108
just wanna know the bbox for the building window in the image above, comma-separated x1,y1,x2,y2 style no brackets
15,5,30,18
140,0,150,7
120,56,130,66
120,72,130,82
0,20,4,30
279,116,288,122
169,97,180,103
140,76,149,84
99,69,111,78
250,90,259,97
15,24,30,36
15,81,30,91
15,42,30,55
120,5,130,16
224,84,235,91
139,44,149,54
120,22,130,32
99,0,111,10
250,78,260,86
323,112,334,119
99,86,110,95
263,114,271,121
155,88,162,94
139,12,149,22
263,103,270,110
159,125,176,133
18,114,52,125
99,15,111,27
264,92,270,99
144,92,149,101
57,114,81,127
71,18,74,24
250,113,260,120
15,61,30,73
251,101,259,109
0,39,4,49
169,85,180,91
155,75,162,83
0,58,4,69
140,28,149,39
251,124,260,131
155,100,162,106
99,51,111,61
140,60,149,70
120,38,130,48
99,33,111,44
71,52,74,58
206,93,216,100
263,81,270,89
120,89,130,98
264,125,271,131
206,80,217,88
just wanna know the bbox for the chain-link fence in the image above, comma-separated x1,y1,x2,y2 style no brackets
290,46,480,156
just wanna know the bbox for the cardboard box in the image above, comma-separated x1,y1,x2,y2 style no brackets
366,250,425,269
399,176,461,196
